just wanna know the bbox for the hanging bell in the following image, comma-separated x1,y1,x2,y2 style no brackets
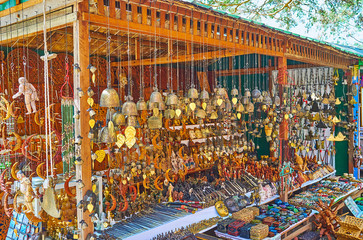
187,87,199,99
316,120,327,129
311,101,320,112
87,87,95,97
195,109,206,119
112,111,125,126
150,88,163,104
236,103,244,112
136,98,148,111
200,89,210,100
99,122,117,143
335,98,341,105
122,96,138,116
231,88,239,96
251,87,261,100
244,89,251,98
166,92,179,106
217,87,227,99
100,87,120,108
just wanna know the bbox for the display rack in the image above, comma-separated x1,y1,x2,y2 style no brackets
288,170,336,194
215,211,316,240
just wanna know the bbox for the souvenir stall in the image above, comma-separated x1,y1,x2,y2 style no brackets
0,0,362,240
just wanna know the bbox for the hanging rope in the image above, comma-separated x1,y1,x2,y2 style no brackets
42,0,53,178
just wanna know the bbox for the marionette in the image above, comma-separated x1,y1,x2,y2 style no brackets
13,77,39,114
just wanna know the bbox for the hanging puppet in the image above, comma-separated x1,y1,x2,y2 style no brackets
12,77,39,114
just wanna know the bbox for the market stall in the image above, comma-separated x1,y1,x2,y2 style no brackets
0,0,362,239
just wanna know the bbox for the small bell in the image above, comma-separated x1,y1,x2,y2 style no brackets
251,87,261,100
87,87,95,97
187,86,199,99
150,88,163,104
200,89,210,100
100,87,120,108
99,123,117,143
311,101,320,112
122,96,138,116
112,112,125,126
231,87,239,96
136,98,148,111
166,92,179,106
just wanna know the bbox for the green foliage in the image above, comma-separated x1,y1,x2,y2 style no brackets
200,0,363,46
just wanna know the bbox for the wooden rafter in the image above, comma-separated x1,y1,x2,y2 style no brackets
111,48,246,67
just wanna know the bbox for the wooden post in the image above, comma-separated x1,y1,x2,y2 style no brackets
74,1,92,238
278,55,288,202
347,69,354,173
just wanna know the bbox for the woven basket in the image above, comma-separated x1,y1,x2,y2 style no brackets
247,207,260,217
250,223,269,240
336,216,363,240
232,208,254,223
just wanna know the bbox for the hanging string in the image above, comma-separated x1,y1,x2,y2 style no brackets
126,0,131,97
176,7,179,93
42,0,53,178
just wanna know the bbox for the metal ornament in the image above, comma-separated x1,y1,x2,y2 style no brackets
136,98,148,111
112,112,125,126
100,87,120,108
99,121,117,143
150,88,164,104
122,96,138,116
200,89,210,100
166,92,179,106
187,86,199,99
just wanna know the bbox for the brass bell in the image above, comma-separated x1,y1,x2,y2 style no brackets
217,87,227,98
244,89,251,98
236,103,244,112
100,87,120,108
87,87,95,97
159,101,166,111
200,89,210,100
150,88,163,104
231,88,238,96
251,88,261,100
122,96,138,116
112,112,125,126
166,92,179,105
196,109,206,119
99,122,117,143
188,87,199,99
136,98,147,111
210,111,218,120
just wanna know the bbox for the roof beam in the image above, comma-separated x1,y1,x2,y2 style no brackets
83,13,284,58
111,49,246,67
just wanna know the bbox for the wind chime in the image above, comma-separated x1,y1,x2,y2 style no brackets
61,23,75,174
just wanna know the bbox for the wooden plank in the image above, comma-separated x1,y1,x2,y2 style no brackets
141,6,147,25
131,4,137,23
0,0,42,18
109,0,116,18
111,48,246,67
74,2,92,239
283,222,312,240
83,13,284,57
98,0,105,15
120,1,126,20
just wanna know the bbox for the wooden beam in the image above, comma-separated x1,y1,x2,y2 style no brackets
111,49,246,67
0,0,43,18
0,12,76,44
285,52,351,70
74,2,92,238
213,64,316,77
82,13,284,57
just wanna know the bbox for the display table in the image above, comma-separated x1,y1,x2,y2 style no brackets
214,211,316,240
